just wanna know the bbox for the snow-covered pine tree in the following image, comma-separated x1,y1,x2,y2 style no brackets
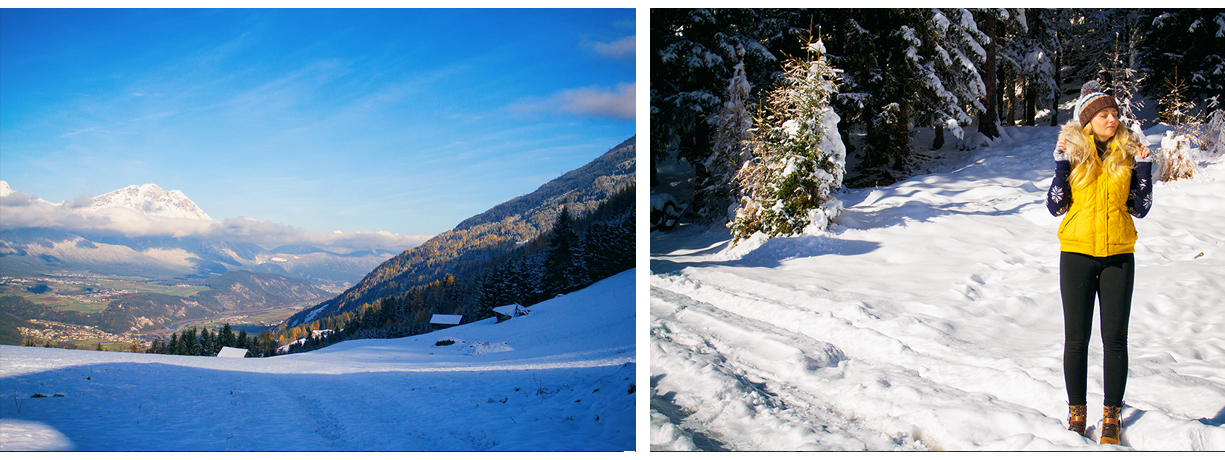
702,57,754,222
999,8,1061,127
731,37,846,242
993,8,1032,127
1063,9,1143,85
1140,9,1225,104
651,9,790,203
827,10,923,185
904,8,988,149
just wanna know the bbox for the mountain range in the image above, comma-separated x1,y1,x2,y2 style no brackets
0,182,395,289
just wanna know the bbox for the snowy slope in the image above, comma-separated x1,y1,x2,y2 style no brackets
651,125,1225,451
0,269,635,451
88,184,212,220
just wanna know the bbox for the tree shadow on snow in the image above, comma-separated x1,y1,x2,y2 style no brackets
651,234,881,275
837,188,1042,231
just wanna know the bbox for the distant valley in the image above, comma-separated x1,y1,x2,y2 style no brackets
1,269,332,349
0,181,402,346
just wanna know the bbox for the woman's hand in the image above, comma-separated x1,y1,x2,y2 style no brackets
1136,141,1151,159
1054,138,1069,162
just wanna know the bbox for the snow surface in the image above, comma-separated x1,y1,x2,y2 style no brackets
651,125,1225,451
1,269,635,451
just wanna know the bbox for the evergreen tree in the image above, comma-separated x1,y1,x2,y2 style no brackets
200,327,213,356
542,207,578,295
652,9,800,188
1062,9,1143,85
828,10,922,184
702,57,755,222
732,36,846,242
1140,9,1225,102
182,328,199,356
904,8,989,149
996,9,1061,127
236,329,248,349
220,323,235,348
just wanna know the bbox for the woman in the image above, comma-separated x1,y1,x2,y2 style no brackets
1046,81,1153,445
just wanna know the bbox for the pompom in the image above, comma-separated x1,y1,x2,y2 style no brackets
1080,80,1103,98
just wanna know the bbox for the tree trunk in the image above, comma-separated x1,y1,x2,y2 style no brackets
651,150,659,187
932,125,945,150
1052,49,1061,126
979,12,1000,139
1001,77,1010,126
1024,82,1037,126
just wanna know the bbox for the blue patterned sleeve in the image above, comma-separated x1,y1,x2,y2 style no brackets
1047,160,1072,216
1128,160,1153,218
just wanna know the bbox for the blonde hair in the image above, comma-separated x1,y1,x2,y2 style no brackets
1059,119,1137,189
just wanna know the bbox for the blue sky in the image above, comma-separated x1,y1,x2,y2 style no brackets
0,8,635,247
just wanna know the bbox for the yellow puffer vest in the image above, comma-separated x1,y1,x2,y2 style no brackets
1058,143,1137,257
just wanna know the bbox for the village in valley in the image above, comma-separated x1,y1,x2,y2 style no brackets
17,319,153,351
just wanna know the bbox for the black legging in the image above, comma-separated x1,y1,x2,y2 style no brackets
1060,251,1134,407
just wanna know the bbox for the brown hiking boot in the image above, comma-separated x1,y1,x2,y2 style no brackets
1100,405,1122,445
1067,404,1087,436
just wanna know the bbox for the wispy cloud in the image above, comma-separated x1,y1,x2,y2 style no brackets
585,35,635,61
60,127,137,138
509,82,635,121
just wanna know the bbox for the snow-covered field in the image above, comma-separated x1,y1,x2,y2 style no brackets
650,125,1225,451
1,269,635,451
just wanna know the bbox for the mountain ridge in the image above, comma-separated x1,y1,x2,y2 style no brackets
285,136,635,326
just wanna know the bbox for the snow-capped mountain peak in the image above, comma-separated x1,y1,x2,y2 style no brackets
90,184,212,220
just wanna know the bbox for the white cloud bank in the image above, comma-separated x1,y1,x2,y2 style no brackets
0,186,428,254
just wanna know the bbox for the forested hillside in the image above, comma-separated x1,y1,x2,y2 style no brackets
283,137,635,329
276,184,634,355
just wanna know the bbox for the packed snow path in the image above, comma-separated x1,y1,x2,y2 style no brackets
651,126,1225,451
1,270,635,451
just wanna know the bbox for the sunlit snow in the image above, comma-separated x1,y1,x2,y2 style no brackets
651,124,1225,451
1,270,635,451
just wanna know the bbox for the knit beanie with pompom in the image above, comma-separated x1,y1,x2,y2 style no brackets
1075,80,1119,127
